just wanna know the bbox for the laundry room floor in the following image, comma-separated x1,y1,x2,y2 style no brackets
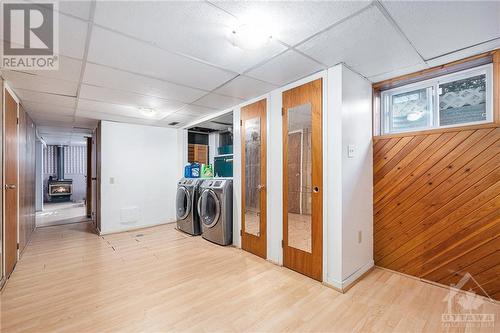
1,222,498,333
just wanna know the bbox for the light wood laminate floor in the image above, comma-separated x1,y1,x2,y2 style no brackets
1,222,498,333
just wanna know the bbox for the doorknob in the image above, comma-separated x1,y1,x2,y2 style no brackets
5,184,16,190
312,186,320,193
257,184,266,191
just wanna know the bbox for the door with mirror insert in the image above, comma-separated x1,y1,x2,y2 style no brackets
241,99,267,259
282,79,323,281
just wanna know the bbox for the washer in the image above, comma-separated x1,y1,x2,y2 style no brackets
176,178,203,235
197,179,232,245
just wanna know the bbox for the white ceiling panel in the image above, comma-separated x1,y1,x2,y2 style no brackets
87,26,236,91
246,50,324,86
297,6,423,78
368,63,429,83
82,63,206,103
16,89,76,108
193,93,244,110
76,109,159,127
12,56,83,83
426,39,500,68
174,104,218,117
73,117,98,130
58,10,89,59
22,101,75,116
93,1,286,73
79,84,186,112
77,99,176,121
1,70,78,96
214,76,276,100
215,0,371,46
383,1,500,60
57,1,91,20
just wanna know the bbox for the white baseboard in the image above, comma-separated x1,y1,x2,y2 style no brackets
99,220,176,235
325,260,374,292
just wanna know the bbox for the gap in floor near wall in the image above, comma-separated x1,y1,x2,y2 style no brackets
36,201,89,227
1,222,498,333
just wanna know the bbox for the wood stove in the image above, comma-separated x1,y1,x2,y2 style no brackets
48,145,73,202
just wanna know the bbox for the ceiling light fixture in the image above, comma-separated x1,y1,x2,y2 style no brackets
139,107,157,117
406,111,424,122
231,24,272,50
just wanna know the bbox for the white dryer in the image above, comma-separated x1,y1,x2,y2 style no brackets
197,179,232,245
176,178,203,235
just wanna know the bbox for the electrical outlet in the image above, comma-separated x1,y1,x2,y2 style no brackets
358,230,362,244
348,144,355,158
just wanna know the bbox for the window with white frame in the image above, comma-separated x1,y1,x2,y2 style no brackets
380,64,493,135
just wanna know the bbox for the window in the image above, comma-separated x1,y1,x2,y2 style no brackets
381,64,493,135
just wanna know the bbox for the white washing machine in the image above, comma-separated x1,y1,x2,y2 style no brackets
176,178,203,235
197,179,232,245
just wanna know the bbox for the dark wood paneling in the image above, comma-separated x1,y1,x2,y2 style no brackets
373,127,500,300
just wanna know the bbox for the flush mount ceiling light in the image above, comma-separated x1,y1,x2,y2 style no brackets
406,111,424,122
231,24,272,50
139,107,157,117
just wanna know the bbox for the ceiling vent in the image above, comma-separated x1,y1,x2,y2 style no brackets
168,121,180,126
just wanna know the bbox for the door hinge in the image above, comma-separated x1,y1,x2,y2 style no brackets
281,240,284,248
282,108,285,116
240,119,242,126
17,243,19,249
17,117,19,125
240,229,242,236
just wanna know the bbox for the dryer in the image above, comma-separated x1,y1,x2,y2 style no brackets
176,178,203,235
197,179,233,245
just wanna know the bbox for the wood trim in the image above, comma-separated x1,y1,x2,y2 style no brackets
373,49,500,139
240,99,267,259
374,122,499,141
86,137,92,218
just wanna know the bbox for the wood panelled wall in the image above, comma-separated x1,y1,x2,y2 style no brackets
373,126,500,300
18,105,36,254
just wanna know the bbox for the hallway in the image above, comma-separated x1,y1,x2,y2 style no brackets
1,222,498,333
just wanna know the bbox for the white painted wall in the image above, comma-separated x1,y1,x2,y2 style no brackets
100,121,182,234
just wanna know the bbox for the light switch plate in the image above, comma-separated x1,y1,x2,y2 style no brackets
348,144,355,158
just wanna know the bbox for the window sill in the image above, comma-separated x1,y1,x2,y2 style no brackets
373,122,499,141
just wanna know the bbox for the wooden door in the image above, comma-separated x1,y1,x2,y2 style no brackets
241,99,267,259
282,79,323,281
86,137,92,218
4,90,18,277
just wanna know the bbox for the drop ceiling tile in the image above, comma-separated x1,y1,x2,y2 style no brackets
214,76,276,100
368,63,429,83
383,1,500,60
297,6,423,78
246,50,324,86
93,1,286,73
22,100,75,116
37,126,74,135
82,63,206,103
87,26,236,91
57,1,91,20
1,70,78,96
12,56,82,83
58,10,89,59
426,39,500,68
174,104,218,117
193,93,244,110
16,89,76,108
77,99,176,121
215,0,371,45
157,113,199,128
79,84,186,112
76,109,158,126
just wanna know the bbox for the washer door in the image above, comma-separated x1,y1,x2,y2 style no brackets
198,189,220,228
176,187,191,220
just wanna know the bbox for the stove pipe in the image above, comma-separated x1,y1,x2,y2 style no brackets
56,145,65,181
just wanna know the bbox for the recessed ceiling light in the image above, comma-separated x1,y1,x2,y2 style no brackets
231,24,272,50
139,107,156,117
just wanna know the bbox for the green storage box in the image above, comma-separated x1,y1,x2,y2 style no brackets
214,156,233,177
217,145,233,155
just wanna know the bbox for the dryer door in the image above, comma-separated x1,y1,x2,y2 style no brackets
176,186,191,220
198,189,220,228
